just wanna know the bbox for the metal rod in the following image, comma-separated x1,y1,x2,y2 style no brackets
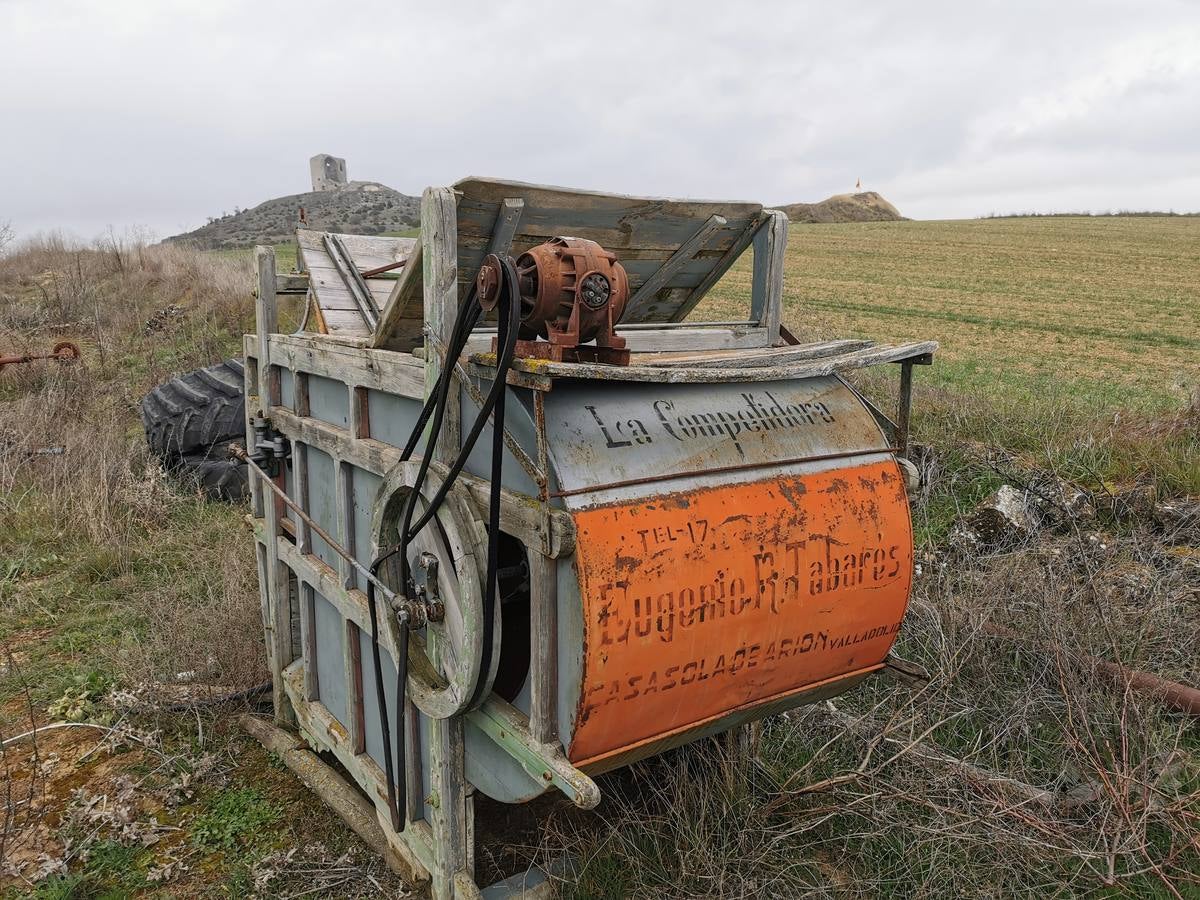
466,320,758,335
551,446,900,499
233,445,401,605
359,259,407,279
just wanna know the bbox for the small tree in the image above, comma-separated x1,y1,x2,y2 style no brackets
0,220,14,256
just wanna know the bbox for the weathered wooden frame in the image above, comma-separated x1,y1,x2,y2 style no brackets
247,182,935,899
247,199,599,898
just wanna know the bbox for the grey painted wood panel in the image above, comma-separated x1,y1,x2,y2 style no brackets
313,590,349,729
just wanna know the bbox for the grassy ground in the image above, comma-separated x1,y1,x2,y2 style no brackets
702,215,1199,411
0,218,1197,897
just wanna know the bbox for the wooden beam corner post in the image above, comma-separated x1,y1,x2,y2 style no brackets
252,246,296,728
751,210,788,344
419,187,475,898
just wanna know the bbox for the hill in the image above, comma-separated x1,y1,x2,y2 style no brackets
166,181,419,250
777,190,904,223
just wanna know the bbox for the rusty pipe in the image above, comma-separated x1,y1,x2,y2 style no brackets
985,624,1200,716
0,341,81,372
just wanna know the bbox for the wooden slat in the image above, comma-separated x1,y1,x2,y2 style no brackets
641,338,873,369
373,241,424,351
298,229,416,339
751,210,787,343
423,188,461,464
672,215,764,322
529,553,558,745
477,341,939,384
253,333,426,400
453,177,763,324
623,214,726,320
268,406,574,558
297,228,415,272
254,246,296,728
460,324,770,355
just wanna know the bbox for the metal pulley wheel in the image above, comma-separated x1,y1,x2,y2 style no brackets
370,460,500,719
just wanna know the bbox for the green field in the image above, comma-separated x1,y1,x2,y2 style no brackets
705,215,1199,409
1,218,1197,898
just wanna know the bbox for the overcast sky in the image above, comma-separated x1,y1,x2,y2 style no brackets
2,0,1198,240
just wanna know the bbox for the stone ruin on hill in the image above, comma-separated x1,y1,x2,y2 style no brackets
310,153,348,192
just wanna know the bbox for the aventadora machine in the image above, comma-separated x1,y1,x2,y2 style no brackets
240,178,936,898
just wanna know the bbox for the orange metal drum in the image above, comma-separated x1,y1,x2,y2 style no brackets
567,458,913,767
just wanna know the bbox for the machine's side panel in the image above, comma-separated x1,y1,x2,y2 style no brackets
567,460,912,767
542,376,913,767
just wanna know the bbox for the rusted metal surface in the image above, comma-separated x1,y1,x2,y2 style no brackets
0,341,80,372
566,459,913,767
359,259,407,279
480,237,631,364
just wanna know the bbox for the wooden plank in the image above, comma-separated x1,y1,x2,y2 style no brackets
528,553,558,745
322,308,373,336
297,228,415,272
453,178,763,326
297,229,417,340
346,619,366,755
254,246,295,728
460,324,770,355
623,214,726,320
454,177,760,251
423,187,461,464
422,187,472,899
751,210,787,343
351,386,370,440
324,233,380,331
672,215,763,322
301,582,318,701
487,197,524,257
268,407,574,558
257,333,426,400
480,340,940,384
642,339,872,369
276,272,310,293
295,442,312,553
374,240,424,351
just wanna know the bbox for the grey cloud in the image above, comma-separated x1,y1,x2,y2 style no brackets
1,0,1197,240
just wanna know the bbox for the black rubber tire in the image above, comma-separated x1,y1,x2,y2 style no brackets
174,440,249,502
141,358,245,459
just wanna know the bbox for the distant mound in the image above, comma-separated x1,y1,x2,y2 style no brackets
167,182,419,250
776,191,904,224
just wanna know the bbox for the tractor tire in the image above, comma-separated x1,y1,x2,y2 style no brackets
141,358,245,459
175,440,249,502
142,359,250,503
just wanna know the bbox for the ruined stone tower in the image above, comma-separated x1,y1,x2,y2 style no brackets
309,154,348,192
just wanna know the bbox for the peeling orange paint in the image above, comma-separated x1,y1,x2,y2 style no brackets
567,459,913,764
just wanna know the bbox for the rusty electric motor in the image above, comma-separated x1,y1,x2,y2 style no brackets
477,237,630,364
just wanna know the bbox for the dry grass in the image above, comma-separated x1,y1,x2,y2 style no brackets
546,508,1200,898
0,220,1196,897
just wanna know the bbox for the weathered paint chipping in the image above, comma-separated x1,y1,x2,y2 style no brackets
567,459,913,766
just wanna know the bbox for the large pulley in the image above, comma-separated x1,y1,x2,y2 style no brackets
371,461,501,719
